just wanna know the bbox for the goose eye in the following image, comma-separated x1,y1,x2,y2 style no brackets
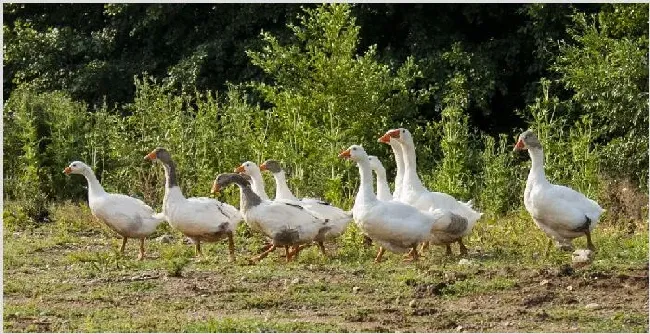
72,164,77,167
401,130,405,133
352,147,357,151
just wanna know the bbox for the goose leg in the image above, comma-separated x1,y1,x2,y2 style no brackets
120,237,128,254
585,232,596,252
137,238,145,260
227,231,236,262
287,245,304,261
250,245,276,263
195,240,203,257
445,244,453,256
458,238,468,256
285,246,291,262
403,246,420,262
374,247,385,263
317,241,327,256
258,240,274,253
420,241,430,253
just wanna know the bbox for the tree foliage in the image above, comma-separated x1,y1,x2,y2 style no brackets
3,3,647,223
554,3,648,186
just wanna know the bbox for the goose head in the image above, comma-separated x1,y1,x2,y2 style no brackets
514,130,543,152
144,147,173,164
379,128,412,145
63,161,91,175
367,155,386,174
234,161,261,176
211,173,252,194
259,159,283,174
338,145,368,162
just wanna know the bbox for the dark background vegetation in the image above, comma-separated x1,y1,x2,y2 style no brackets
3,3,648,227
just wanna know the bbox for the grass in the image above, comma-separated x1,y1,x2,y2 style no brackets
3,202,649,332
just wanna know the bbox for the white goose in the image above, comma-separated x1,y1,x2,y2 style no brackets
367,155,394,202
63,161,165,260
235,161,307,258
212,173,332,262
379,128,482,255
234,161,271,201
514,130,604,251
339,145,462,262
377,135,405,201
259,160,352,250
237,160,351,255
145,148,242,261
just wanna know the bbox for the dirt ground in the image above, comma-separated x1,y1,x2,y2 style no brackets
3,207,649,332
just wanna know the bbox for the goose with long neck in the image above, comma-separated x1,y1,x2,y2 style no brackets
367,156,393,202
234,161,270,201
259,160,297,201
258,159,353,255
212,173,332,263
514,130,604,251
380,128,483,255
64,161,165,260
339,145,457,263
377,135,405,200
145,147,241,261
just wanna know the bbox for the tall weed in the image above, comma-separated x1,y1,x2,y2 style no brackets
433,73,473,200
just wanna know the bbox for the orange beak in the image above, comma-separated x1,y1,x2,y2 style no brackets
234,165,245,173
144,151,157,161
63,167,72,175
338,149,352,159
379,129,400,143
211,181,220,194
259,163,268,171
513,139,525,151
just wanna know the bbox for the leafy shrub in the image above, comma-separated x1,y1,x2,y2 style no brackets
1,3,645,229
49,201,103,236
3,88,90,221
554,3,648,188
161,247,191,277
478,134,524,215
433,73,474,200
3,202,36,232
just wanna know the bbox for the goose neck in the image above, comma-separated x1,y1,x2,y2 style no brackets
400,139,424,191
161,160,178,189
528,148,547,183
273,171,297,201
82,169,106,197
374,168,391,201
355,159,378,205
249,171,270,201
238,184,263,212
389,141,405,197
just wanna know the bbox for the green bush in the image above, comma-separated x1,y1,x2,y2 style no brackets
554,3,648,188
2,3,645,228
433,73,474,200
246,4,433,202
479,134,524,215
3,88,90,220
